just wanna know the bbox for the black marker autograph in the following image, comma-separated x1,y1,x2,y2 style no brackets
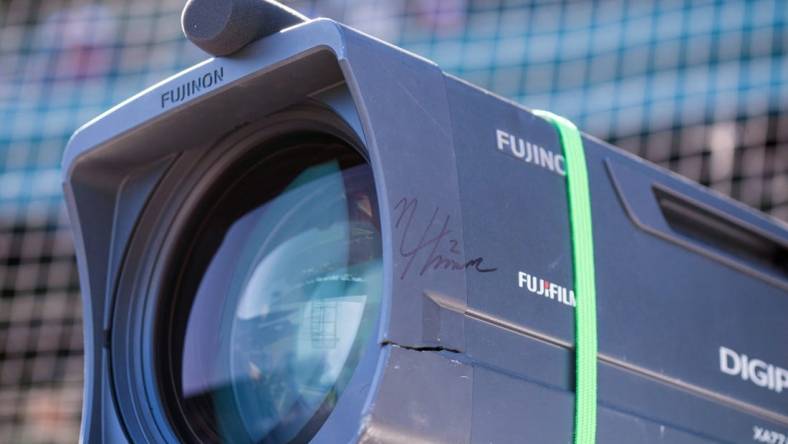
394,197,497,280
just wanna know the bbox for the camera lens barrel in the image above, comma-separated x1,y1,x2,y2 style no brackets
63,12,788,444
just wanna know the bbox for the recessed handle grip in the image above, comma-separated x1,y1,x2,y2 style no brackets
182,0,308,56
653,185,788,278
606,159,788,288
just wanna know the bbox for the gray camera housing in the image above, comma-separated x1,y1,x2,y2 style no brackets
63,18,788,444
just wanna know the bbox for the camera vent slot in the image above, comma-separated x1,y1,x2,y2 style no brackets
653,187,788,280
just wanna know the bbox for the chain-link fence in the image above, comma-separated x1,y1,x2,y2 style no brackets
1,0,787,442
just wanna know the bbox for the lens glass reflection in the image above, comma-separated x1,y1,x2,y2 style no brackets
167,137,381,444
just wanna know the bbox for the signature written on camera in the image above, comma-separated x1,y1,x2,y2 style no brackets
393,197,497,280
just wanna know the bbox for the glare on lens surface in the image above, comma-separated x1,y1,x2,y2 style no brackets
164,137,381,444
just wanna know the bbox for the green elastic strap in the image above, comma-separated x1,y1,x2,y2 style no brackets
534,110,598,444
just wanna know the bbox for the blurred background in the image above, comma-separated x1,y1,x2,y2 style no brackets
0,0,786,442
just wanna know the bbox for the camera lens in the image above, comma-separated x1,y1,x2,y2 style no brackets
157,133,382,443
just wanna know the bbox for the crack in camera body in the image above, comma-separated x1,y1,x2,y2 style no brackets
62,13,788,444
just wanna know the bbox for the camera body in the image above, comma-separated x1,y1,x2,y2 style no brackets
63,18,788,444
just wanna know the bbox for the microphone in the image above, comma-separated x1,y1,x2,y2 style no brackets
182,0,308,56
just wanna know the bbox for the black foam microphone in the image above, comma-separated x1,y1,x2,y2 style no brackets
181,0,308,56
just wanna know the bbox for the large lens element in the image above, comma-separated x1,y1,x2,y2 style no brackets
159,133,381,444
